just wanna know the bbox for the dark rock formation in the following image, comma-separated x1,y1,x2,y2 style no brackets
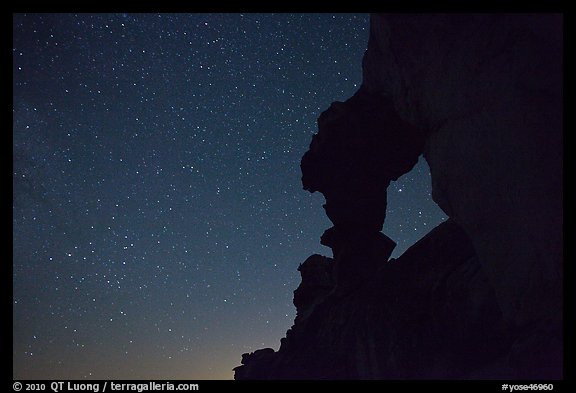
235,13,562,379
361,14,563,335
301,89,424,288
234,220,511,379
301,90,424,230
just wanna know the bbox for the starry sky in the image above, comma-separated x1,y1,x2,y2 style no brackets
13,13,447,380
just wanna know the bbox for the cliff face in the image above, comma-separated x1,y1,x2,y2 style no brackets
235,14,562,380
362,13,563,334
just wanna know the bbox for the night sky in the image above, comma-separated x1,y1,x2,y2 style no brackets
13,13,447,380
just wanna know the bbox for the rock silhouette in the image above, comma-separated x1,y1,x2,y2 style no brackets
234,13,562,379
234,220,521,379
301,89,423,289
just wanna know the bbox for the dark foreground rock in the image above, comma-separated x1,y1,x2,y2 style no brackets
235,13,562,380
236,220,517,379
